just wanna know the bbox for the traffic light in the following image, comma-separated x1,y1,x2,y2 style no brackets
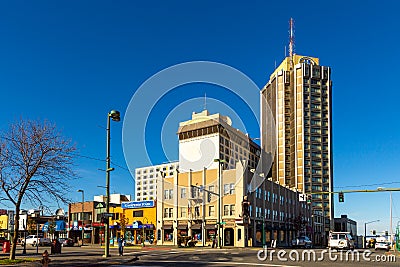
242,196,250,218
373,230,376,235
385,231,388,236
207,192,211,202
307,194,312,204
338,192,344,202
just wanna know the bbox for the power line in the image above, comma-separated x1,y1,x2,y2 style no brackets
72,153,134,175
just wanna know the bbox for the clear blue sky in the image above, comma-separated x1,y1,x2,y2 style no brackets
1,0,399,235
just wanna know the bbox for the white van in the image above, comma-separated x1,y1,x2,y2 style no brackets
328,232,355,250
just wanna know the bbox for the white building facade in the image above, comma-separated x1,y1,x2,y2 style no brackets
135,162,179,201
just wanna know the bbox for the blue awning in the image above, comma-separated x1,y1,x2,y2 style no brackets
42,220,66,232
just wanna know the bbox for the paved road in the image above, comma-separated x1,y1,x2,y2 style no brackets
3,245,399,266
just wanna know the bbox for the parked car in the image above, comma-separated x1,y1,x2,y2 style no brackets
375,242,390,251
21,235,51,247
58,238,74,247
291,236,313,248
328,232,355,250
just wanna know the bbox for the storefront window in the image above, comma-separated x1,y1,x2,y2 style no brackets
164,230,173,241
206,229,216,242
192,230,202,241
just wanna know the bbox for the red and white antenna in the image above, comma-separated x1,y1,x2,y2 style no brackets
288,18,295,57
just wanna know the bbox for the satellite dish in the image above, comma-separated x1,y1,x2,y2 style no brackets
55,208,65,216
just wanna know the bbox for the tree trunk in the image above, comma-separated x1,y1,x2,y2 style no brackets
10,204,21,260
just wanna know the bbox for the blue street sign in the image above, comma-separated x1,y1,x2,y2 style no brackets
121,200,155,209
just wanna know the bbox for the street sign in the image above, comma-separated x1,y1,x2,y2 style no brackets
220,222,226,225
102,213,113,218
299,193,306,202
95,202,106,209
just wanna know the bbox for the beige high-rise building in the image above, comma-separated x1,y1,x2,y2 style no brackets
261,54,333,245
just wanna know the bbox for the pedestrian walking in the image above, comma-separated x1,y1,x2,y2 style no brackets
117,237,124,256
212,234,218,248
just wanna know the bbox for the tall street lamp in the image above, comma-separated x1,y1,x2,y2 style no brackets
77,189,85,246
104,110,120,257
214,158,226,249
364,220,379,248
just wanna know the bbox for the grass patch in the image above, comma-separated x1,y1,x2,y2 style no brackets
0,257,38,265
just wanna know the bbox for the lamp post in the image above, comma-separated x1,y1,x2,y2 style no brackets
364,220,379,248
214,158,226,249
104,110,120,257
77,189,85,246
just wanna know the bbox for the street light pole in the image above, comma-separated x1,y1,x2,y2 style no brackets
214,158,226,249
364,220,379,248
104,110,120,257
390,191,393,250
77,189,85,246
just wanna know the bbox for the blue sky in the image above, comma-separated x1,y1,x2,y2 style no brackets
1,1,399,235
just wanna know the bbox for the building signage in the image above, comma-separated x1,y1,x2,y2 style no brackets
121,200,154,209
0,215,8,230
95,202,106,209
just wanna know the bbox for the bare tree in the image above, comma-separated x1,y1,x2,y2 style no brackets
0,119,76,259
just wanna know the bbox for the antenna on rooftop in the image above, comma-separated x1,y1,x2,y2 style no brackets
289,17,295,57
288,18,295,69
204,92,207,111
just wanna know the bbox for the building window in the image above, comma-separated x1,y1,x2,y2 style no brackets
133,210,143,217
209,206,215,216
180,207,187,218
224,183,235,195
164,189,173,200
181,188,186,198
230,204,235,216
164,208,173,218
194,206,200,217
224,205,229,216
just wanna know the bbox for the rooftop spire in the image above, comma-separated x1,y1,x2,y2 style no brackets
288,17,295,58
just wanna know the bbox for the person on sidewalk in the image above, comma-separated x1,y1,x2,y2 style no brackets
117,237,124,256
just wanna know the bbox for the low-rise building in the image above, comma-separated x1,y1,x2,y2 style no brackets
156,161,311,247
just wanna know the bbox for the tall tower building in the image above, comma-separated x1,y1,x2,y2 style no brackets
261,51,333,242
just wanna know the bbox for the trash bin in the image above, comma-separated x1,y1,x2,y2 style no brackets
2,241,10,253
51,240,61,254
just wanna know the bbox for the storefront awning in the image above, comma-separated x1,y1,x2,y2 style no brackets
177,224,187,230
42,220,66,232
205,224,216,230
191,224,201,230
162,225,173,230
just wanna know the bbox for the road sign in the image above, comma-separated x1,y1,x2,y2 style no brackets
95,202,106,209
299,193,306,202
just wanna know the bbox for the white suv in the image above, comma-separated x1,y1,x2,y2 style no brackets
328,232,355,250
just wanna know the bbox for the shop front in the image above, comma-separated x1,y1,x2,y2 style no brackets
43,220,67,239
205,224,216,244
162,224,173,244
190,223,202,242
92,222,105,245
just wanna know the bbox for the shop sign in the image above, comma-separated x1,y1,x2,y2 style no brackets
121,200,154,209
